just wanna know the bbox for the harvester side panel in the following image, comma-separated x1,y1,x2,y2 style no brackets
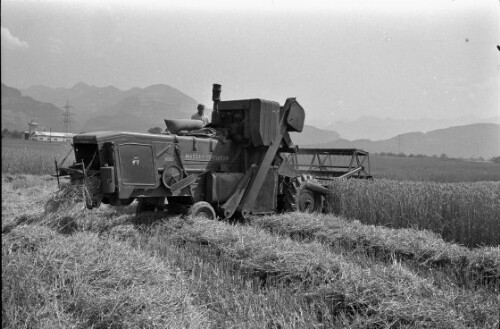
206,172,245,203
117,143,157,186
153,142,176,171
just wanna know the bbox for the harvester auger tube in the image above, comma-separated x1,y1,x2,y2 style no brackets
304,180,330,195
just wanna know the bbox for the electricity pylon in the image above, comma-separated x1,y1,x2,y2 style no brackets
62,100,75,133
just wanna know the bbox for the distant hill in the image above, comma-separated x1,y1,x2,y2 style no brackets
23,83,123,127
1,84,66,132
80,85,198,133
309,123,500,159
325,116,500,141
290,125,340,146
17,82,498,159
22,83,199,133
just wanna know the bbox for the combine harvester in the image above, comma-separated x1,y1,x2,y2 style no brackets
56,84,371,219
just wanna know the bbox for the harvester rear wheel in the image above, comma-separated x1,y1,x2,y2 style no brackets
188,201,217,220
283,175,324,213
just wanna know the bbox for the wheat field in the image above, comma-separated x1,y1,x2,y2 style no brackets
2,140,499,328
326,178,500,247
2,139,75,175
2,175,499,328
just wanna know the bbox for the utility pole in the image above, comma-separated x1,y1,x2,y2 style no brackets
62,100,75,133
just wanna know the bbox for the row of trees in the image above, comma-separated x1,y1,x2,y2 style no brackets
2,129,24,139
147,127,163,134
377,152,449,159
376,151,500,163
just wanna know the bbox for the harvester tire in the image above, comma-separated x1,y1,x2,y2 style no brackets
283,175,324,213
188,201,217,220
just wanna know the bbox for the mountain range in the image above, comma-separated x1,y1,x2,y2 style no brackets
2,82,499,159
1,84,66,132
21,82,198,133
324,115,500,141
305,123,500,159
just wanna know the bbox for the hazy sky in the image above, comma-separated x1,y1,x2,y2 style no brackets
1,0,499,128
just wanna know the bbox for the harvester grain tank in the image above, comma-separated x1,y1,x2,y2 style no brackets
57,84,371,219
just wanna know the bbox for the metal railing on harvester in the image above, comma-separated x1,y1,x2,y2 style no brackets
280,148,372,182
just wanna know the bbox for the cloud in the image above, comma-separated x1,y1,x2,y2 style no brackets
1,26,29,50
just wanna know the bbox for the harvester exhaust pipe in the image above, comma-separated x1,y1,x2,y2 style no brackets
212,83,221,108
211,83,222,125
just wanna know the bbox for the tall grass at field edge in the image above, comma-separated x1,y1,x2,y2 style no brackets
2,140,74,175
327,179,500,247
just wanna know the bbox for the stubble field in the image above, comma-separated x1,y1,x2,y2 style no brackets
2,138,499,328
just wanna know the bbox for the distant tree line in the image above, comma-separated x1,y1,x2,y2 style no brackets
148,127,163,135
2,129,24,139
375,151,499,164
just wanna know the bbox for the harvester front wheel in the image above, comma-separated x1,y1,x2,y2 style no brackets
188,201,217,220
283,175,324,213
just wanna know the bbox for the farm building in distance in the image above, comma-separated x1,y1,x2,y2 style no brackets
25,131,75,142
24,121,74,142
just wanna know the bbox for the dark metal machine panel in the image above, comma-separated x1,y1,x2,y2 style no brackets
246,99,280,146
285,99,305,132
118,143,157,186
100,166,115,193
176,136,237,173
217,100,249,111
206,172,245,203
251,168,278,214
73,143,100,170
153,142,176,171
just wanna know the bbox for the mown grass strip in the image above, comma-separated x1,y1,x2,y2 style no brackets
1,175,138,236
2,225,209,329
144,217,498,328
250,212,500,291
139,231,338,328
